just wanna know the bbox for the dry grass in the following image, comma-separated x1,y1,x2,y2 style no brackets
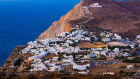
90,62,140,75
23,53,34,58
41,55,59,59
77,42,108,48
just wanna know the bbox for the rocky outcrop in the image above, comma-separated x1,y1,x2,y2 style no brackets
2,46,25,72
6,45,26,62
1,45,32,72
37,1,84,40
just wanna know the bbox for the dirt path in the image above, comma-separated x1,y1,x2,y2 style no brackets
78,6,94,24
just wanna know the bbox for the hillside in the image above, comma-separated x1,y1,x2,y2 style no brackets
1,0,140,78
38,0,140,40
37,1,84,40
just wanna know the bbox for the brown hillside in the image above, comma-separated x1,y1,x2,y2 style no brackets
38,0,140,39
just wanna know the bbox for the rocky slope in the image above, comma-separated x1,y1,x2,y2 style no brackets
1,45,35,73
1,45,27,72
37,1,84,40
38,0,140,40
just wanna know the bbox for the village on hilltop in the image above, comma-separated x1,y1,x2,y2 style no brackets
1,0,140,78
19,24,140,75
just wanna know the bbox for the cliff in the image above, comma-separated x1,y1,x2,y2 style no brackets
1,45,33,72
38,0,140,40
37,1,84,40
1,45,26,72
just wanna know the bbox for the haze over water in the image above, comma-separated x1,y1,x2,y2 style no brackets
0,0,80,66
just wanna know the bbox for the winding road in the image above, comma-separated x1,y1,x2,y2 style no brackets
78,6,94,24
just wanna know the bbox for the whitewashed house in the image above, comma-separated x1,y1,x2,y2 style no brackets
52,57,59,61
48,66,58,72
137,35,140,39
102,38,111,42
126,65,134,69
114,48,119,53
90,3,102,7
78,70,89,74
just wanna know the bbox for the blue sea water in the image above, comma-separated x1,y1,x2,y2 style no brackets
0,0,80,66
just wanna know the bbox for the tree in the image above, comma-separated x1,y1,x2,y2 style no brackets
119,71,125,74
14,58,24,66
58,57,61,61
72,53,76,58
70,29,77,33
108,45,111,49
84,26,88,30
65,33,69,36
90,37,95,43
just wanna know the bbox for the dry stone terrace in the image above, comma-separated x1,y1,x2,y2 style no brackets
20,25,140,74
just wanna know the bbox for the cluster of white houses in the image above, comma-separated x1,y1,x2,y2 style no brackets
90,3,102,7
21,28,138,74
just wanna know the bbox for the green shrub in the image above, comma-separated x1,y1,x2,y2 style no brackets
119,71,125,74
119,66,127,69
23,66,31,71
6,61,11,63
14,58,24,66
70,29,77,33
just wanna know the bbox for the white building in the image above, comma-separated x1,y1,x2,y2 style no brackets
73,64,90,71
58,32,69,37
103,72,115,75
102,38,111,42
90,3,102,7
52,57,59,61
137,35,140,39
78,70,89,74
113,33,122,40
114,48,119,53
126,65,133,69
48,66,58,72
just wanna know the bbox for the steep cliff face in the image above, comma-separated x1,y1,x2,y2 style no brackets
38,0,140,40
37,1,84,40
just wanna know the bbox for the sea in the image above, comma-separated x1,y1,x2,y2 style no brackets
0,0,80,66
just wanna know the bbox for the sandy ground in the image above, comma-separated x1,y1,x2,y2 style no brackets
106,41,128,46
